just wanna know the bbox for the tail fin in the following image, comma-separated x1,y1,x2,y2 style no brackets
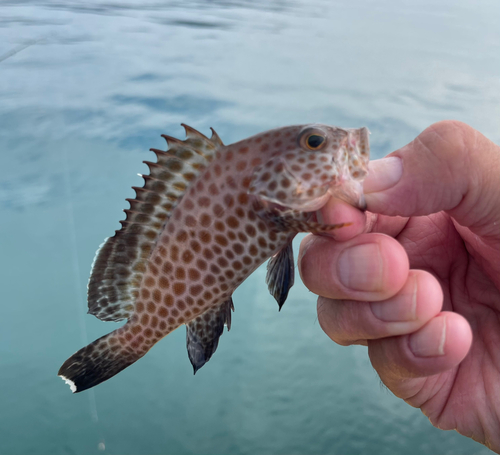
58,325,146,393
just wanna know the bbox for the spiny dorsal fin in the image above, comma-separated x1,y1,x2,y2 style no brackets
87,126,222,322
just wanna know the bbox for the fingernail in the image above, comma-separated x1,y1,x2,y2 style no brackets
370,275,418,322
409,315,447,357
338,243,383,291
363,157,403,194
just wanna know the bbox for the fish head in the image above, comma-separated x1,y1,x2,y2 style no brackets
248,124,370,215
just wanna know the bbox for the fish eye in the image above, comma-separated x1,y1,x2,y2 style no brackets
306,134,325,150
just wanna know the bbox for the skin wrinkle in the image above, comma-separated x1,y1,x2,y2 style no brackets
316,297,334,341
414,124,470,215
478,310,500,371
409,229,445,266
317,297,347,346
481,354,500,446
428,216,463,270
403,375,438,405
449,235,499,326
455,222,500,291
396,215,463,291
318,297,368,346
461,185,499,238
460,211,500,243
450,240,471,312
417,371,456,415
447,125,499,231
450,351,487,443
466,129,500,233
428,121,470,176
368,211,410,238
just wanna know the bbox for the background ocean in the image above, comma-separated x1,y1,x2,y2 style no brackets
0,1,499,454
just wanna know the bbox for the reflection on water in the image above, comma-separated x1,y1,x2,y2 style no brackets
0,1,498,454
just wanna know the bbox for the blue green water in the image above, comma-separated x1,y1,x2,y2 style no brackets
1,1,499,454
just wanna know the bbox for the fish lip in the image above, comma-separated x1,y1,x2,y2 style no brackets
255,190,333,214
331,192,367,211
255,187,366,214
357,194,367,211
327,179,367,211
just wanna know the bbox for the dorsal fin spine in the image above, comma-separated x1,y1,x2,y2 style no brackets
143,161,174,180
119,220,150,227
125,198,154,213
143,160,185,181
181,123,210,141
132,186,158,199
161,135,183,147
210,127,224,147
150,148,177,159
142,174,163,183
124,208,149,216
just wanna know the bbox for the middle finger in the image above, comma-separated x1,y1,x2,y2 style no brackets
316,270,444,346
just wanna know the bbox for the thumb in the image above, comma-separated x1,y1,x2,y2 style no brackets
364,120,500,239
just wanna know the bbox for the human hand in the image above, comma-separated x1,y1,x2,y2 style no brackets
298,121,500,452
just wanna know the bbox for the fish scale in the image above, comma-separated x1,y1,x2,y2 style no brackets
59,123,370,393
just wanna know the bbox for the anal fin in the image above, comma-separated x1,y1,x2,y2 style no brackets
186,298,234,374
266,241,295,310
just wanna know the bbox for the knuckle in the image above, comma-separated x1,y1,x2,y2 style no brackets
413,121,472,211
317,297,371,346
317,297,345,344
423,120,472,167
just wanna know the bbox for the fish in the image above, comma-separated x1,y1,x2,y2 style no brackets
58,123,370,393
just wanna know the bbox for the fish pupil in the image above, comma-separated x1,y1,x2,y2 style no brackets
307,135,325,149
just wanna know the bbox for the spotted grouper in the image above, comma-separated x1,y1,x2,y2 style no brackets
58,124,370,393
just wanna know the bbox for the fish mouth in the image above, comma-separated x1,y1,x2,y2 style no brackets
330,190,367,211
289,177,367,212
256,191,332,214
327,180,367,211
255,185,366,215
253,176,367,217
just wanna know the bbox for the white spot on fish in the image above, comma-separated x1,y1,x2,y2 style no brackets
59,375,77,393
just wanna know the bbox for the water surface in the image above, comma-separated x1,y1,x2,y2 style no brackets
0,1,499,454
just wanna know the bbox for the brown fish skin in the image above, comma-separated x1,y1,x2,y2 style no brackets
58,124,370,393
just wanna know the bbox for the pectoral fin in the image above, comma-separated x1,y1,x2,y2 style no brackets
254,202,352,234
282,218,352,233
266,241,295,310
186,298,234,374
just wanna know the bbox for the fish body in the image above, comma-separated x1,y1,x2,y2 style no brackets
59,123,370,393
